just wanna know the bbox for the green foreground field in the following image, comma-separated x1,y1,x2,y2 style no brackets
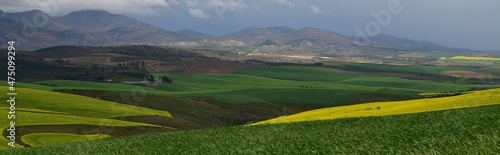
4,104,499,154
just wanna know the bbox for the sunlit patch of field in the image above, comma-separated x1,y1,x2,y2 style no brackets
0,86,172,149
252,88,500,125
450,56,500,61
21,133,111,147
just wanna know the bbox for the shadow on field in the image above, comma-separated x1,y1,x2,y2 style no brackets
55,89,324,129
3,125,175,147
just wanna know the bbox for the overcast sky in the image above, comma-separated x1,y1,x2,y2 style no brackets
1,0,499,51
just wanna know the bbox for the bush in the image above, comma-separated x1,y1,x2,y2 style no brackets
161,76,174,83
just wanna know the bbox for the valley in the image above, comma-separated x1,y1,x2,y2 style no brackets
1,7,499,154
0,45,499,151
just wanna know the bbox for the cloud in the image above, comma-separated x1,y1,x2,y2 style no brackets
309,5,322,15
184,0,248,18
166,0,180,5
0,0,176,16
188,8,210,18
273,0,295,8
207,0,248,12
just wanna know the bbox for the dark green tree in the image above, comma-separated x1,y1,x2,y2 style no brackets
147,75,155,82
161,75,174,83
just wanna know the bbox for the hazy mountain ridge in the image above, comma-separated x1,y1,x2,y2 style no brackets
0,9,182,49
0,9,471,56
368,33,468,52
55,10,154,32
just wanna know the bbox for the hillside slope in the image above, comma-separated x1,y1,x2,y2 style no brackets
0,87,171,149
5,103,499,154
253,88,500,125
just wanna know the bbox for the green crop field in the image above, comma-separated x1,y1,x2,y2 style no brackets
1,62,497,151
233,66,360,82
5,104,499,154
324,62,496,75
0,87,171,118
21,133,111,147
0,108,162,149
1,33,499,154
339,77,472,92
0,87,172,149
36,80,162,92
5,63,494,106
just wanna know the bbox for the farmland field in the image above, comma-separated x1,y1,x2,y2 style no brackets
253,88,500,124
6,63,493,106
21,133,111,147
5,103,499,154
2,4,500,154
450,56,500,61
1,56,499,152
0,87,172,149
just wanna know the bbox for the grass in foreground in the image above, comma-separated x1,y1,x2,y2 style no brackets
4,104,499,154
253,88,500,125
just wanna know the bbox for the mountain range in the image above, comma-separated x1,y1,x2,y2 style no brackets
0,9,470,57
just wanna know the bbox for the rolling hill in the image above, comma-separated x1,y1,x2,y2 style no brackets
253,88,500,125
4,102,499,154
0,86,172,149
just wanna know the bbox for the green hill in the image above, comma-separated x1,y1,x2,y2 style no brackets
4,104,499,154
0,87,171,149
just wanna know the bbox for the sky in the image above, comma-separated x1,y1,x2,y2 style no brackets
1,0,499,51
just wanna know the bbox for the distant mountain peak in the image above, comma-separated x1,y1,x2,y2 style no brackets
175,29,209,37
66,9,115,16
0,9,52,26
266,26,295,33
60,10,122,22
301,26,315,29
0,9,472,53
292,27,352,43
260,40,286,46
26,9,45,13
297,27,326,32
17,9,51,18
267,26,292,29
55,9,149,32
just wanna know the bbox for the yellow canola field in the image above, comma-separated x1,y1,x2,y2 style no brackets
450,56,500,61
253,88,500,125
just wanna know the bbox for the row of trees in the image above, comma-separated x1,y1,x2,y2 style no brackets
118,61,146,68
